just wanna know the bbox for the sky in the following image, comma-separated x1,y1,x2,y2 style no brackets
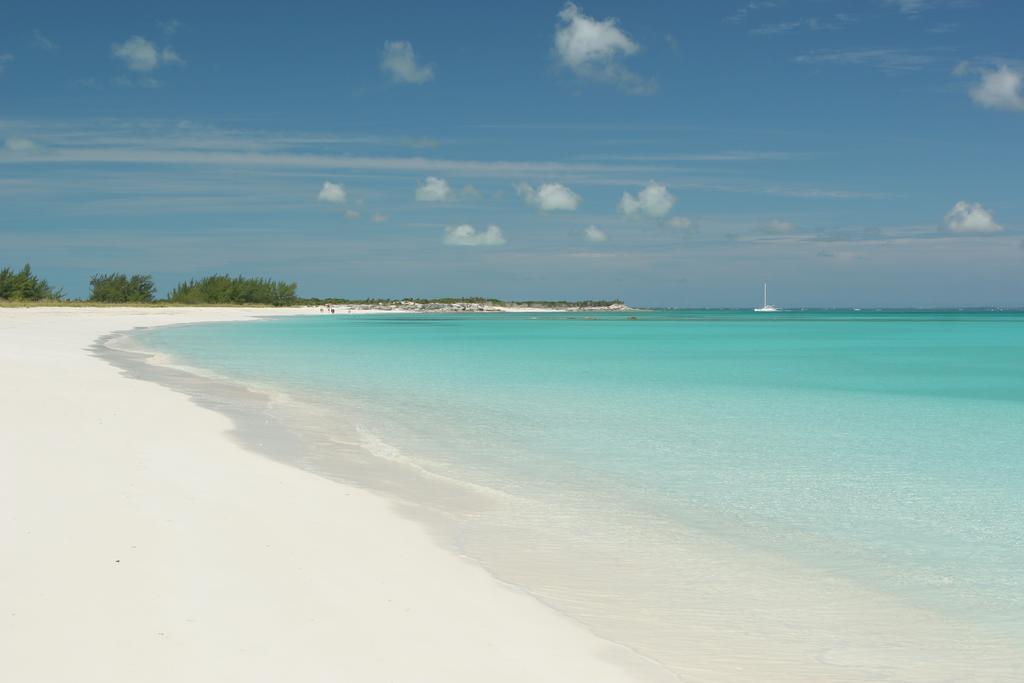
1,0,1022,307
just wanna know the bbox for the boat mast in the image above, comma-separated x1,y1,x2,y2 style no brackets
763,282,767,308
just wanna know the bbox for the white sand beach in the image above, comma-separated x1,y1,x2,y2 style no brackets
0,307,669,683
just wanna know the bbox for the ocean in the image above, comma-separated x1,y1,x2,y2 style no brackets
129,310,1024,679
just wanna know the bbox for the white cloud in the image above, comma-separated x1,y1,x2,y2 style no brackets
665,216,694,231
371,213,388,223
517,182,581,211
317,181,347,203
443,224,506,246
345,209,360,219
554,3,655,94
965,64,1024,112
944,201,1002,233
0,54,13,74
32,30,57,51
415,176,453,202
111,36,183,72
760,218,796,233
4,137,37,152
460,184,482,199
112,36,158,71
380,41,434,84
619,182,675,218
583,225,607,242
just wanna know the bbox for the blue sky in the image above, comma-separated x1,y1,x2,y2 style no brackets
1,0,1022,306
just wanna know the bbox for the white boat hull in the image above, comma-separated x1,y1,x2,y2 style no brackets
754,283,778,312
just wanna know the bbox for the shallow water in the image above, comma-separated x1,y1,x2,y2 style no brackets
132,310,1024,679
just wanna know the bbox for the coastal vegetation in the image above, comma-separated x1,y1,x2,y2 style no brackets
0,264,63,301
1,263,623,309
168,275,298,306
89,273,157,303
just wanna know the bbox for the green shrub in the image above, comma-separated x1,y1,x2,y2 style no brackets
89,273,157,303
0,264,63,301
168,275,297,306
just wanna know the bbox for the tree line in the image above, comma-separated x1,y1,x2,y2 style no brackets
0,264,298,306
1,263,624,308
0,264,64,301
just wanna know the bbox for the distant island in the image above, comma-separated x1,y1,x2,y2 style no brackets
0,263,627,311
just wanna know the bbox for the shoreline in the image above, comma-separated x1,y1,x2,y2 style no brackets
110,312,1024,681
0,307,671,682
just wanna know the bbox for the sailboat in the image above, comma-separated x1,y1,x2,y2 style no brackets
754,283,778,312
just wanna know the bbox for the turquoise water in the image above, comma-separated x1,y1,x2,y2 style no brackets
134,310,1024,672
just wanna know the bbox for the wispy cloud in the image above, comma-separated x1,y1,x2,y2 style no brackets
578,151,808,162
885,0,930,14
724,1,779,23
4,137,37,152
113,75,161,88
10,146,654,176
32,30,57,51
0,120,442,154
0,121,652,176
750,20,804,35
0,120,883,200
795,48,933,73
758,218,797,233
883,0,976,15
0,54,13,75
160,19,181,36
749,15,854,35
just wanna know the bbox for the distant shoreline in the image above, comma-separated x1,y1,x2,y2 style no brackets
0,299,632,312
3,300,1021,313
